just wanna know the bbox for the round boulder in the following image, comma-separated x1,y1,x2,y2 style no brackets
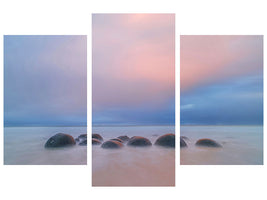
92,138,102,145
78,134,87,140
117,135,130,142
195,138,222,148
101,140,123,149
180,137,187,148
110,138,123,143
92,133,103,141
45,133,76,148
154,133,175,148
127,136,152,147
79,139,87,146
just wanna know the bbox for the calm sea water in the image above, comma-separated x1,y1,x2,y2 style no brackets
4,127,87,165
92,125,175,186
180,125,263,165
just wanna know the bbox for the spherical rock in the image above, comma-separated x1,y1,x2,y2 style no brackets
180,137,187,148
92,133,103,141
101,140,123,149
117,135,130,142
154,133,175,148
127,136,152,147
79,139,87,146
92,138,102,145
195,138,222,148
45,133,76,148
110,138,123,143
78,134,87,140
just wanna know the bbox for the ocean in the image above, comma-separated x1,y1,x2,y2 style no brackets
180,125,263,165
4,126,87,165
92,125,175,186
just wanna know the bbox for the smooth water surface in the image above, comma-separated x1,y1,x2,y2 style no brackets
4,127,87,165
180,126,263,165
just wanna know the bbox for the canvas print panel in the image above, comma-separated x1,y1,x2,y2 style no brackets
4,35,87,165
92,14,175,186
180,35,263,165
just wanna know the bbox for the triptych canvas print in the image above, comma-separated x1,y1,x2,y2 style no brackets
3,14,263,186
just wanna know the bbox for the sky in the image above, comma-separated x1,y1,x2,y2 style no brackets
92,14,175,125
181,35,263,125
4,35,87,126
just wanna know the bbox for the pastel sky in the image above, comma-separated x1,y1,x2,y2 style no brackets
181,35,263,125
4,35,87,126
92,14,175,125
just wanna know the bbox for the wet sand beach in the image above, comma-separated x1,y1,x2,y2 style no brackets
4,127,87,165
180,125,263,165
92,126,175,186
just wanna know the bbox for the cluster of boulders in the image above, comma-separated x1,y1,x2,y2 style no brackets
180,136,222,148
92,133,175,149
44,133,87,148
44,133,221,149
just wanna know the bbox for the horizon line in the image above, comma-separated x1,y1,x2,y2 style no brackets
180,124,263,126
4,125,87,128
92,124,175,127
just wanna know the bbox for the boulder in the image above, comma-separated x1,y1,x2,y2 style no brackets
78,134,87,140
92,133,103,141
101,140,123,149
127,136,152,147
195,138,222,148
92,138,102,145
45,133,76,148
154,133,175,148
110,138,123,143
117,135,130,142
79,139,87,146
180,137,187,148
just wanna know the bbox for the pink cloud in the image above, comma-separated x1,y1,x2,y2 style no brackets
181,35,263,92
93,14,175,110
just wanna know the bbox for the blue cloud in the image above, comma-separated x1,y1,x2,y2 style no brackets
181,74,263,125
4,35,87,126
93,96,175,125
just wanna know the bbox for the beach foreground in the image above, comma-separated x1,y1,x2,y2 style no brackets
4,127,87,165
92,126,175,186
180,125,263,165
